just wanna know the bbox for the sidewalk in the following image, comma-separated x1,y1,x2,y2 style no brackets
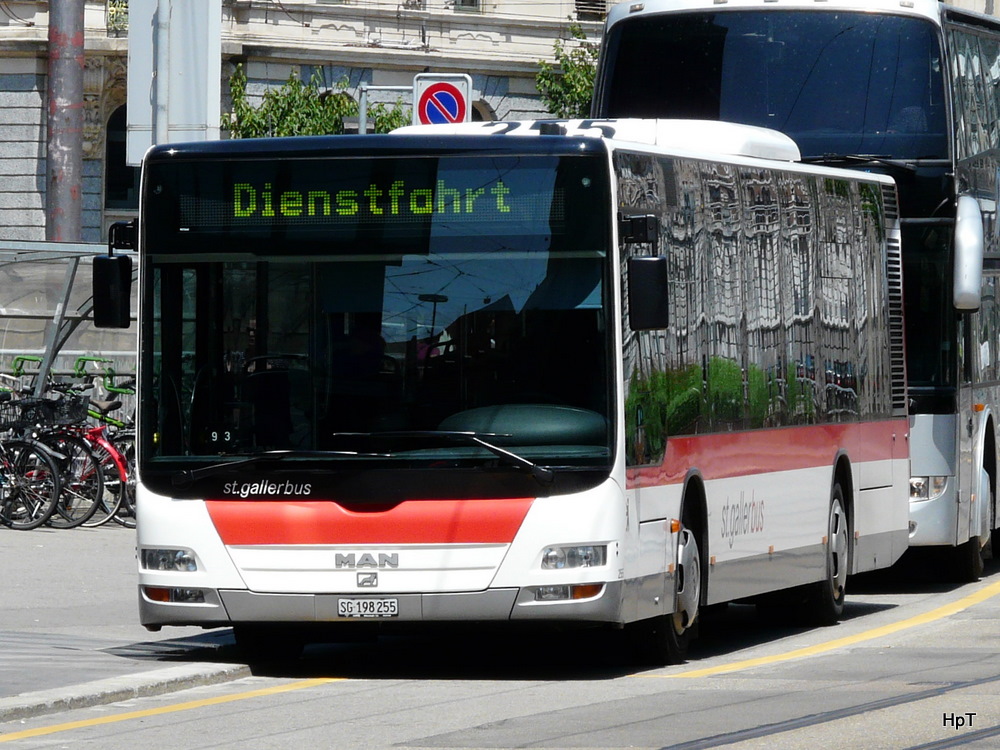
0,630,249,722
0,524,249,722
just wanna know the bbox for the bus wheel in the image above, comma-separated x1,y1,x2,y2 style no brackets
630,524,701,665
953,535,984,583
805,484,848,625
953,467,989,582
989,468,1000,560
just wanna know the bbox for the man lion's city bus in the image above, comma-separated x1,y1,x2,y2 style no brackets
98,119,910,662
593,0,995,580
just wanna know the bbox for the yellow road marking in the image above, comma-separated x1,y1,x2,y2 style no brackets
6,580,1000,740
0,677,340,743
657,578,1000,679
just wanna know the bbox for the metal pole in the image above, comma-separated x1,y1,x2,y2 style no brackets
34,258,80,396
46,0,85,242
357,84,411,134
359,83,368,135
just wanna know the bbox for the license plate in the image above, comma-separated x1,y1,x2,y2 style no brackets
337,598,399,618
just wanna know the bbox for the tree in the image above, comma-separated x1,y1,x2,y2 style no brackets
221,64,408,137
535,23,600,119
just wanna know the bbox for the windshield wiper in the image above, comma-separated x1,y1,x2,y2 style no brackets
800,153,919,173
171,449,389,488
330,430,556,485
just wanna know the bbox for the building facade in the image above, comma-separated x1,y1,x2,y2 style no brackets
0,0,609,243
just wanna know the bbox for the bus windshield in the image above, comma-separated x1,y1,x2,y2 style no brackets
598,10,948,160
141,152,613,487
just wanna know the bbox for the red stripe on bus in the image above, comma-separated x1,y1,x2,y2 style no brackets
206,497,534,546
627,420,906,489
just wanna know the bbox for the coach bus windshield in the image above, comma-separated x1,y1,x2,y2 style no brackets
140,152,612,494
597,10,948,161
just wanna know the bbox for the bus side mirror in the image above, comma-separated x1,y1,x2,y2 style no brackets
628,256,670,330
93,220,135,329
93,255,133,329
954,195,983,311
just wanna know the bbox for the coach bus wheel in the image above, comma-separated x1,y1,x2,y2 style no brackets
804,483,848,626
952,467,990,583
630,523,702,665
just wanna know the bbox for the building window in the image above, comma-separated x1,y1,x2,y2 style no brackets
453,0,480,12
576,0,607,22
105,105,139,210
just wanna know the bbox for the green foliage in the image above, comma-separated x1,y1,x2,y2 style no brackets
221,64,409,138
535,23,600,119
708,357,742,422
824,178,850,199
626,356,822,464
625,364,702,463
367,99,412,134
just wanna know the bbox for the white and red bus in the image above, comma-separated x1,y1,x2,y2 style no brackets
593,0,996,581
98,119,909,662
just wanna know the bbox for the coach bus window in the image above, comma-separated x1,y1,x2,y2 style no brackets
598,10,947,161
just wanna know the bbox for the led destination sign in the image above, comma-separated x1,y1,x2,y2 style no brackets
230,178,514,221
159,155,581,243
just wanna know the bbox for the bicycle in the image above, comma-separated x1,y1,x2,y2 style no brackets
0,392,63,530
32,380,132,529
4,355,136,530
72,359,136,528
27,388,106,529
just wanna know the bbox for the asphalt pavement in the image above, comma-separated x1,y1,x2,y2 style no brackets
0,523,249,722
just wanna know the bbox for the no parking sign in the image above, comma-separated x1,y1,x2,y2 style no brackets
413,74,473,126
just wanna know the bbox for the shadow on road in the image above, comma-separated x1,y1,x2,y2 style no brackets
851,549,1000,594
104,556,1000,682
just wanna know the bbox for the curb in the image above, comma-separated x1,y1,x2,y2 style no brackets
0,662,252,723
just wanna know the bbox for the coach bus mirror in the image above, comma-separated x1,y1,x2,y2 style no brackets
954,195,984,311
628,256,670,330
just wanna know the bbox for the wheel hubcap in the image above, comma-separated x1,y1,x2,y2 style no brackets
674,527,701,633
829,499,848,599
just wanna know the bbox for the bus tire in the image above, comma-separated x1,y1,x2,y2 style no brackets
990,471,1000,560
629,520,702,665
804,483,848,625
953,466,989,583
953,535,984,583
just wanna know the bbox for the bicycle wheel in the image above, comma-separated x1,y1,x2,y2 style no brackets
109,432,136,528
80,442,124,528
0,440,62,530
39,432,103,529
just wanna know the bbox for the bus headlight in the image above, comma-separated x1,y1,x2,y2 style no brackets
541,545,607,570
910,476,948,502
141,548,198,572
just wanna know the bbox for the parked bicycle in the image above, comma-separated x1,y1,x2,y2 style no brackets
0,392,62,530
2,356,136,530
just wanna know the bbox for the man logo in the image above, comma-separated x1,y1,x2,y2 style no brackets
357,572,378,588
336,552,399,569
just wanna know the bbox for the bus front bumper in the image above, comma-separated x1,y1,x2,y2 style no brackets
139,581,625,629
